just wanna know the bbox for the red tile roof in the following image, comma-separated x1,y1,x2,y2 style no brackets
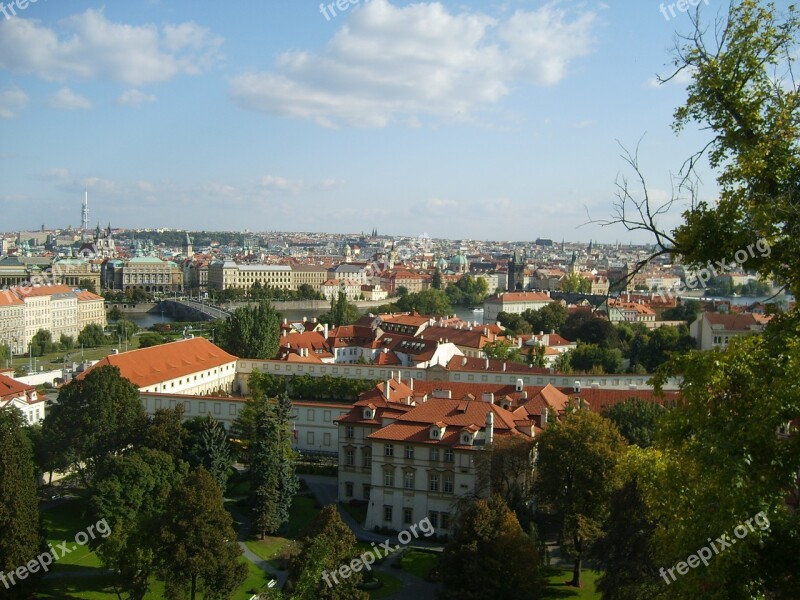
82,337,237,388
0,373,35,402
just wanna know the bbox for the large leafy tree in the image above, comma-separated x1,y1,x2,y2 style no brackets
523,302,569,335
590,2,800,596
0,409,45,600
157,467,246,600
395,289,453,315
43,365,146,484
440,495,543,600
216,300,281,359
250,393,298,537
318,292,360,327
601,398,665,448
289,505,369,600
535,409,628,587
91,448,188,600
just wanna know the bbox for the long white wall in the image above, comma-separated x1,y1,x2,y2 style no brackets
236,359,680,391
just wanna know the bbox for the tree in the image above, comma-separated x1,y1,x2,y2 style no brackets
318,292,360,327
561,314,620,349
528,343,547,368
637,325,694,373
0,409,45,599
289,505,369,600
395,289,452,315
185,415,233,491
661,299,701,323
78,323,107,347
559,272,591,294
523,303,569,334
496,311,533,335
107,305,123,321
137,332,165,349
593,476,664,600
601,398,665,448
475,437,536,529
216,300,281,359
43,365,146,484
78,278,97,293
91,448,188,600
535,409,627,587
642,322,800,598
157,467,246,600
29,329,55,357
115,319,138,342
59,334,75,351
440,495,543,600
567,343,622,374
431,269,443,289
482,339,523,363
140,407,189,461
297,283,321,300
250,394,298,538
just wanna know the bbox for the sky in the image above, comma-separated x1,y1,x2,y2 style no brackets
0,0,776,242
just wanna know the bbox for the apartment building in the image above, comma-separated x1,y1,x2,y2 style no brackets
0,285,106,351
483,291,555,322
689,312,767,351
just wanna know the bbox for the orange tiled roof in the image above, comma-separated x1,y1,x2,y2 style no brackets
82,337,237,388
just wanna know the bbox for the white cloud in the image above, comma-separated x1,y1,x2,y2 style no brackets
0,88,28,118
231,0,596,128
259,175,306,195
49,87,92,110
117,89,157,106
0,9,223,86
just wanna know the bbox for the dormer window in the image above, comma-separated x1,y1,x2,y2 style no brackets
462,434,472,445
363,407,375,419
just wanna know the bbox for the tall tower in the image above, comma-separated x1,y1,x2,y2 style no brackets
81,191,90,231
183,232,193,256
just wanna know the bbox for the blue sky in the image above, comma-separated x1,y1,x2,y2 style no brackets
0,0,766,241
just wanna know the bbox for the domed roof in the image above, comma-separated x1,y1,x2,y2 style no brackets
450,253,468,266
436,257,448,270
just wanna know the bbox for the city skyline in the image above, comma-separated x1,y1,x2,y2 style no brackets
1,0,763,240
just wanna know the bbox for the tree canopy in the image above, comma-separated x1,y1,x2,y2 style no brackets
216,300,281,359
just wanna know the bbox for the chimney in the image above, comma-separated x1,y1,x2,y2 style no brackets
385,379,391,400
541,407,548,429
462,356,468,366
485,411,494,444
323,323,329,338
482,392,494,404
485,358,490,369
409,378,414,390
283,318,288,325
397,372,402,384
574,381,581,393
502,362,507,372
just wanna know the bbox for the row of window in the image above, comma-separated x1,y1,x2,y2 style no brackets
384,444,454,463
382,469,454,493
383,506,450,529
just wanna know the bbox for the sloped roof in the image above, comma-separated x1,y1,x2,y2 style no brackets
82,337,237,388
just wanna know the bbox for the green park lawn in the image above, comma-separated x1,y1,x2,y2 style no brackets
244,495,321,567
39,497,274,599
543,567,602,600
398,549,439,579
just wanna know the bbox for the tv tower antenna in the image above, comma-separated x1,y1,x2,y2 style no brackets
81,191,90,231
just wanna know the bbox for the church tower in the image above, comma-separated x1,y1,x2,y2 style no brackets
183,232,193,256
